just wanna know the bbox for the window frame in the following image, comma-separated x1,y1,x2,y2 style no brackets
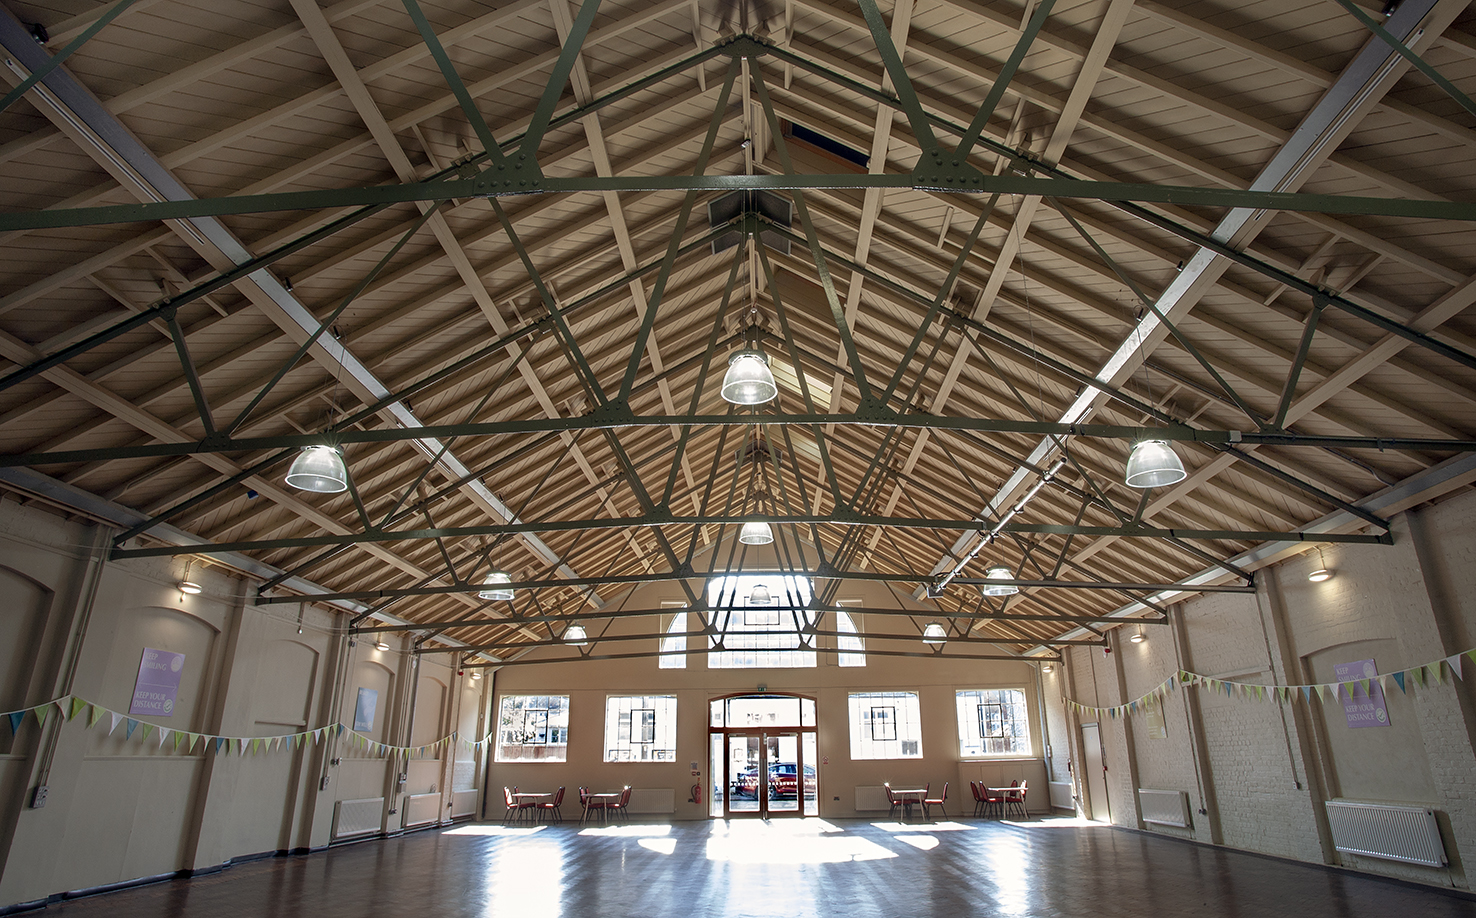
955,687,1034,759
603,694,678,763
494,694,570,763
846,691,923,760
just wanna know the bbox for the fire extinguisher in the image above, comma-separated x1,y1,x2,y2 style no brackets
690,783,703,804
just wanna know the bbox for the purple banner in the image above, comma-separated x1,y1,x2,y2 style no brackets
1333,658,1389,729
129,647,185,717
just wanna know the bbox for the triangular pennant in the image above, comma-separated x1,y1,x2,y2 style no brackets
1412,667,1426,688
236,738,246,756
214,737,226,755
1358,678,1371,698
6,711,22,734
1432,663,1446,685
174,730,185,751
139,723,153,743
158,727,170,748
34,705,49,727
70,697,87,721
1393,671,1407,693
1378,675,1390,694
89,705,105,727
1314,684,1327,702
1448,655,1464,680
125,718,138,740
108,712,123,735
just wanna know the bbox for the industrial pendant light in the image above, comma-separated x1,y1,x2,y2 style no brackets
285,445,349,493
922,622,947,645
564,624,588,646
1130,623,1146,644
1125,439,1186,489
478,570,514,601
722,349,777,405
178,559,202,595
748,583,772,604
982,565,1019,596
739,520,774,545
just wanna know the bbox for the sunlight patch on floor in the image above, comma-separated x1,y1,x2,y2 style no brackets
578,825,673,837
894,835,940,851
638,838,678,854
706,835,898,864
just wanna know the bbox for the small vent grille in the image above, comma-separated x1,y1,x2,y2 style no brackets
1326,800,1447,867
332,797,384,839
1138,788,1191,827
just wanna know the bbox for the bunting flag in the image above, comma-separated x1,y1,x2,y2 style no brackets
6,711,23,734
1060,643,1476,718
108,712,123,735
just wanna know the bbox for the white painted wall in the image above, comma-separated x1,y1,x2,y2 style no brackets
1055,487,1476,890
0,496,486,909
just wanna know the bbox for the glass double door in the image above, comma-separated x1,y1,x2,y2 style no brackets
722,732,816,818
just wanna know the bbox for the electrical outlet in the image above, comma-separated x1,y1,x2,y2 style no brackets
29,786,47,808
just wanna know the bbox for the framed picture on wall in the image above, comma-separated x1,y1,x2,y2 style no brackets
979,703,1005,739
631,708,656,744
869,705,897,741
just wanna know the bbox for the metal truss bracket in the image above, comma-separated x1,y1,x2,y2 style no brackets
718,35,771,60
912,152,988,193
645,503,675,525
470,156,546,196
854,397,899,423
924,577,948,599
585,399,637,426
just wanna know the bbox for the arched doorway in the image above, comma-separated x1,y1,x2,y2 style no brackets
708,693,818,818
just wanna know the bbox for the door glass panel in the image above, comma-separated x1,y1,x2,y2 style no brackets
801,698,816,726
802,732,818,816
766,733,800,813
726,695,800,728
727,734,761,815
710,733,724,818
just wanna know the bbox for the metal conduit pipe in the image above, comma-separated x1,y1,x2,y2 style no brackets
932,457,1067,594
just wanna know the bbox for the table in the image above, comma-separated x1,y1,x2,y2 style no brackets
581,791,623,824
985,787,1024,820
510,791,554,823
889,788,927,821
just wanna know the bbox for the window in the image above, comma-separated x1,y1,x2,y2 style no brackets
847,691,922,759
707,574,816,669
604,695,677,762
836,607,865,667
659,606,687,669
495,695,569,762
956,689,1031,757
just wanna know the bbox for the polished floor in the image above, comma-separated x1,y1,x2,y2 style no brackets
35,816,1476,917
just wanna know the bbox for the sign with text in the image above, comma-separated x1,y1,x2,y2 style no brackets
353,687,379,732
129,648,185,717
1334,659,1390,729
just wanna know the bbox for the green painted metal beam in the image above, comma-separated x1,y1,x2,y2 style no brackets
116,513,1386,562
10,411,1476,470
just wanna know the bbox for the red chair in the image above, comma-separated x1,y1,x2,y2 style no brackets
579,786,606,824
883,782,900,819
503,786,536,824
538,786,566,823
609,785,632,822
1005,780,1028,820
969,781,984,817
923,782,949,820
981,783,1006,819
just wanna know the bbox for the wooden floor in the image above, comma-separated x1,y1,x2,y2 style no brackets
33,817,1476,917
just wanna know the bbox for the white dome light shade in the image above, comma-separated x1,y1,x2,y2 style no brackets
478,570,515,601
1125,439,1187,489
721,349,778,405
179,580,202,595
375,640,390,651
982,565,1019,596
564,624,588,646
748,583,772,604
1308,567,1333,583
285,445,349,493
739,521,774,545
922,622,947,645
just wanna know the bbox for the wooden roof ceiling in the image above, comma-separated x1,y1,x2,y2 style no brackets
2,0,1476,661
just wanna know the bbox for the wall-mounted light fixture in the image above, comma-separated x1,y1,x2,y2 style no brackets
1308,547,1333,583
179,559,202,595
1129,623,1146,644
375,640,390,652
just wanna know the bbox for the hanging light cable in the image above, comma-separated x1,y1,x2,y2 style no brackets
1123,343,1187,488
477,541,515,601
1308,547,1333,582
287,329,353,493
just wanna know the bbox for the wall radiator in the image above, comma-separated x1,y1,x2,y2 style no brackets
1138,788,1192,828
1325,800,1447,867
855,786,891,812
332,797,384,839
1048,781,1074,810
628,788,674,814
451,789,479,818
402,793,442,829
